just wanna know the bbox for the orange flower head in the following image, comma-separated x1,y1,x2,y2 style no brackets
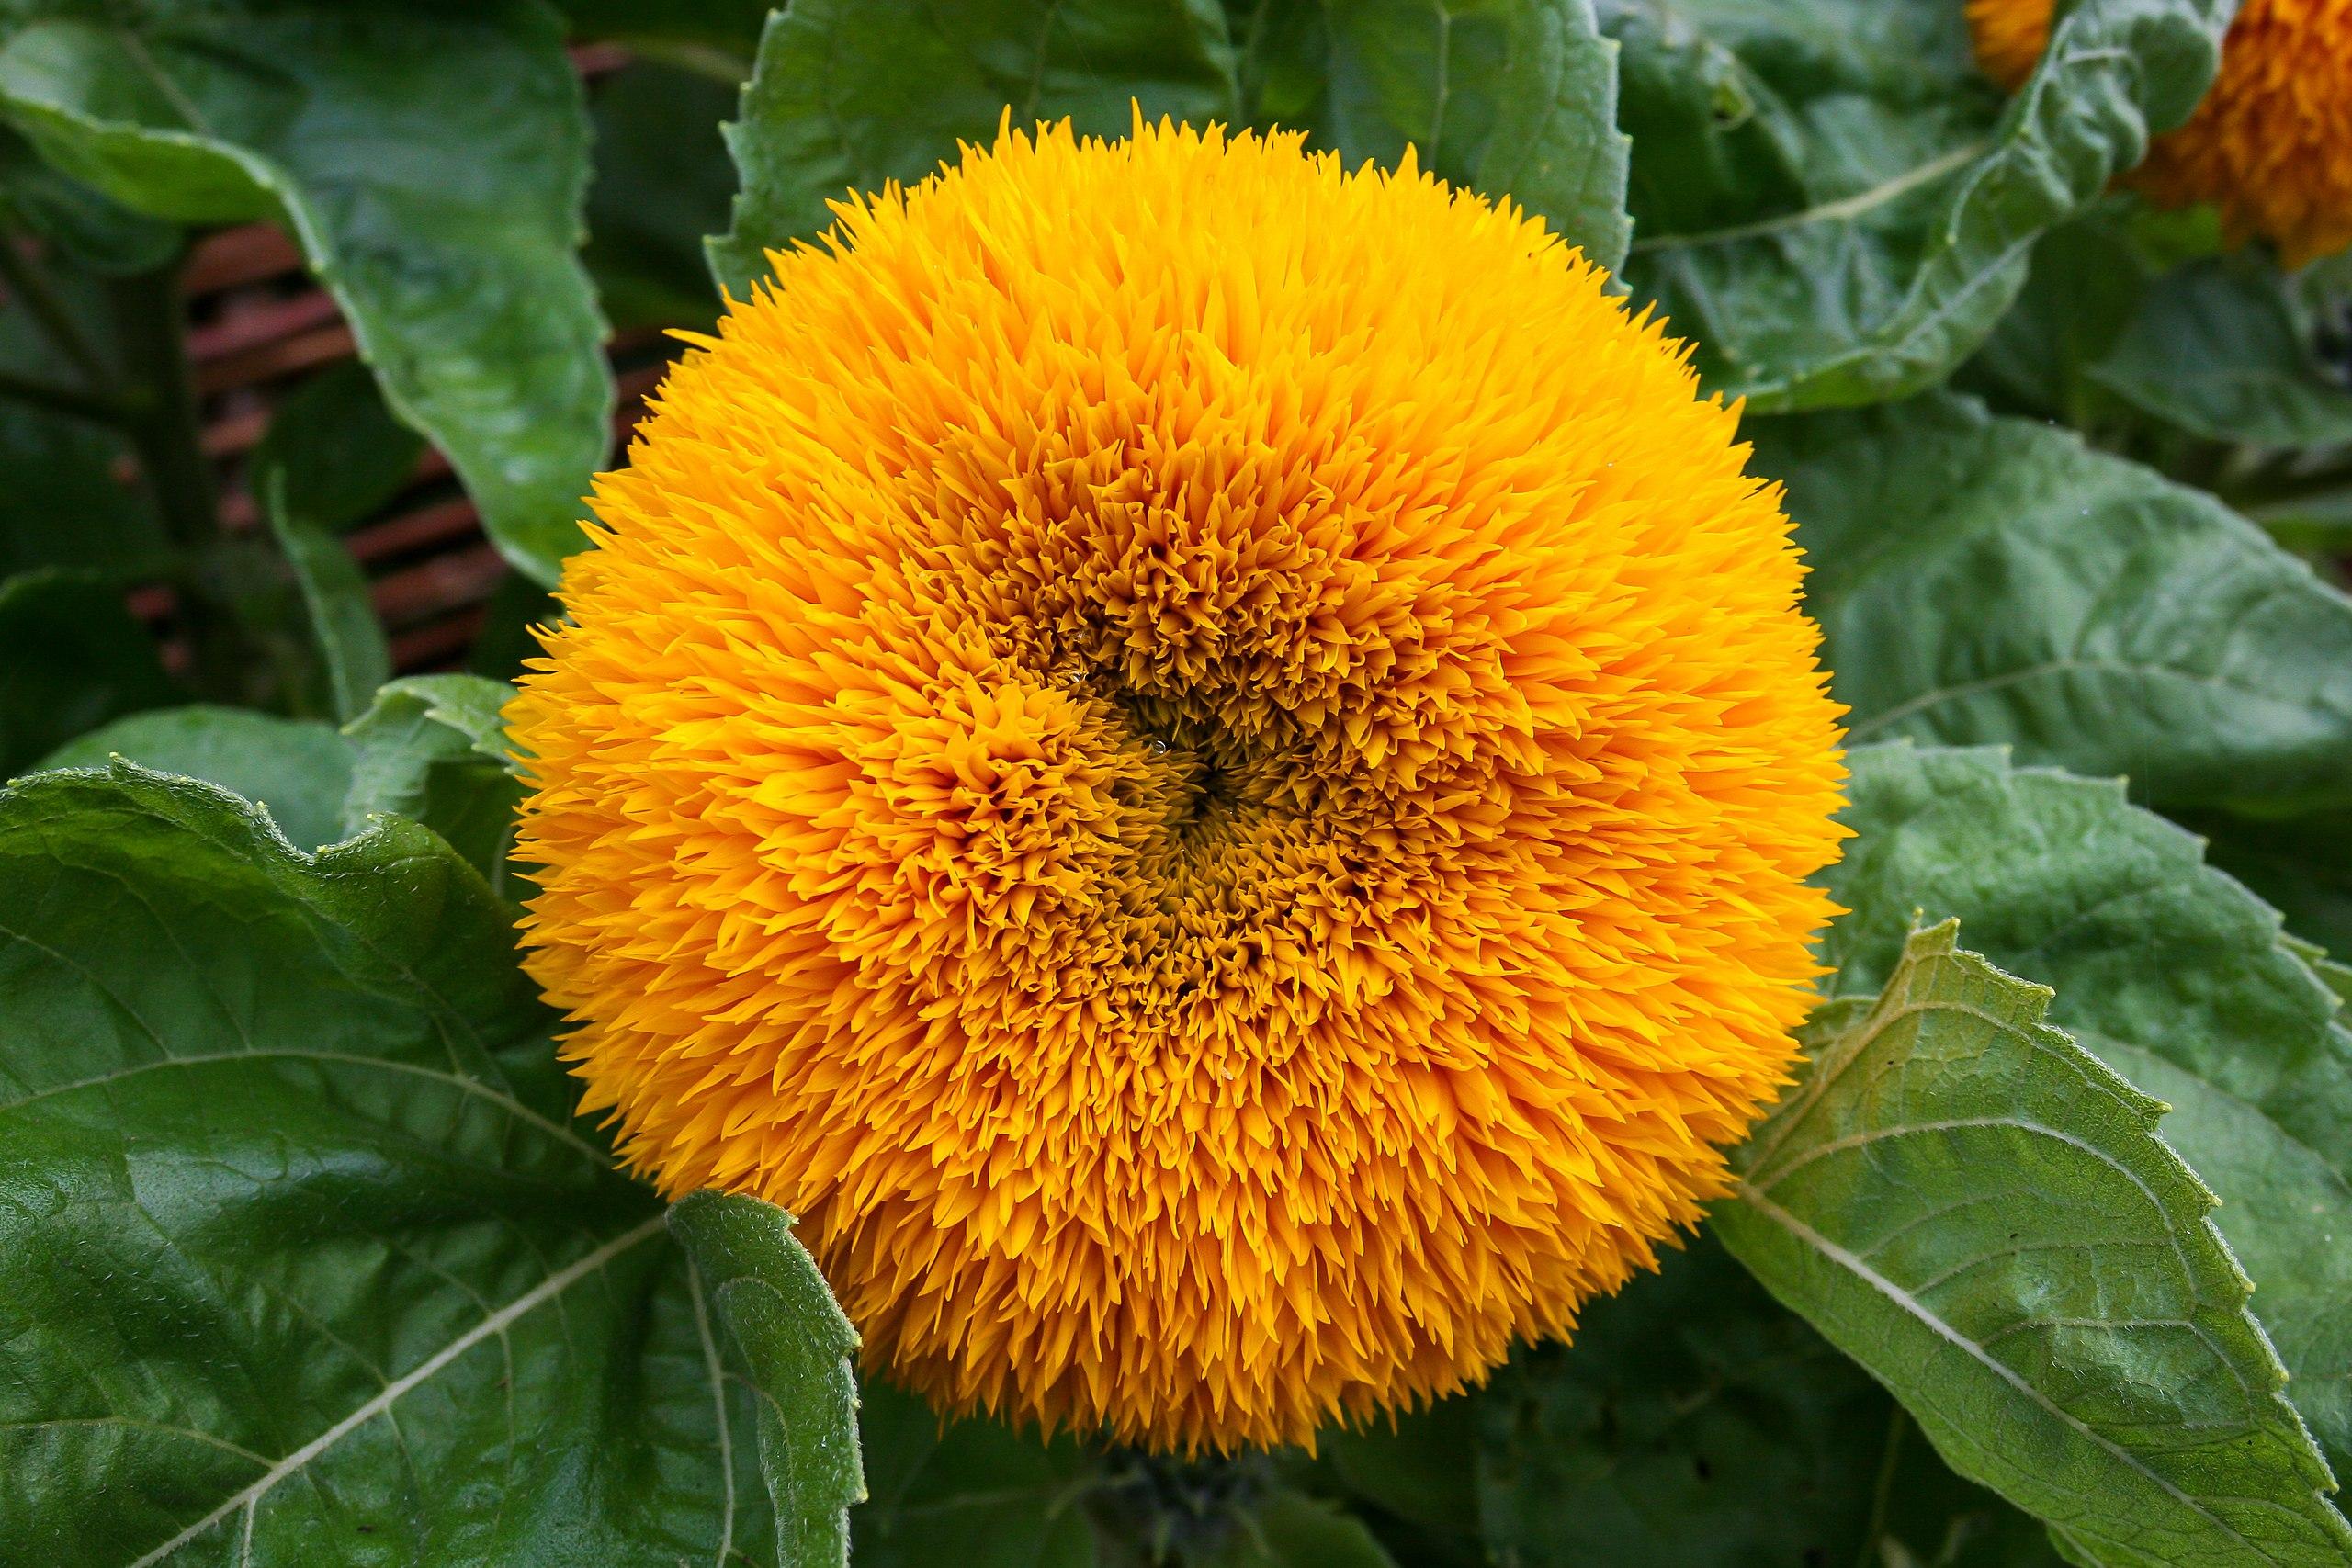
509,118,1848,1451
1968,0,2352,265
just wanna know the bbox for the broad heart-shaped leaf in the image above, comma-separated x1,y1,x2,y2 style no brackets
854,1378,1102,1568
1231,0,1632,269
40,677,523,885
669,1190,865,1568
0,763,865,1565
1757,392,2352,814
1827,743,2352,1488
708,0,1243,297
0,568,172,774
1715,917,2352,1566
40,705,354,852
0,3,613,585
1606,0,2229,411
1464,1229,2059,1568
1972,216,2352,452
2085,257,2352,451
710,0,1633,296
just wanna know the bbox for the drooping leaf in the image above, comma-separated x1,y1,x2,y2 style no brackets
0,3,613,584
251,361,426,536
669,1190,865,1568
40,705,352,852
0,763,857,1565
584,59,740,332
710,0,1243,297
1758,392,2352,813
1828,742,2352,1483
0,567,171,773
262,473,389,725
854,1378,1101,1568
1715,917,2352,1565
1608,0,2231,410
1234,0,1632,268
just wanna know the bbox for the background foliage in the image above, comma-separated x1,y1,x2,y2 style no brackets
1,0,2348,1564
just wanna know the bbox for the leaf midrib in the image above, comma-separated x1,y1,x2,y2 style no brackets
124,1214,669,1568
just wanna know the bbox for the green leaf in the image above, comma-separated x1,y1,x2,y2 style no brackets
0,3,613,584
709,0,1244,296
340,675,524,892
0,567,171,773
1466,1229,2055,1567
669,1190,866,1568
0,121,175,273
1828,742,2352,1486
854,1378,1101,1568
1610,0,2231,410
585,60,739,332
0,762,863,1564
252,361,426,536
1716,915,2352,1565
1759,393,2352,812
40,705,351,852
262,473,389,725
2086,256,2352,451
1234,0,1633,269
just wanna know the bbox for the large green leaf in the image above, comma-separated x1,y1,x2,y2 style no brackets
670,1190,865,1568
711,0,1632,296
0,2,612,584
0,567,171,773
1973,212,2352,453
1233,0,1632,268
1608,0,2230,410
40,705,353,851
1827,743,2352,1485
1468,1229,2058,1567
0,763,864,1564
1759,393,2352,813
1716,915,2352,1565
709,0,1243,296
